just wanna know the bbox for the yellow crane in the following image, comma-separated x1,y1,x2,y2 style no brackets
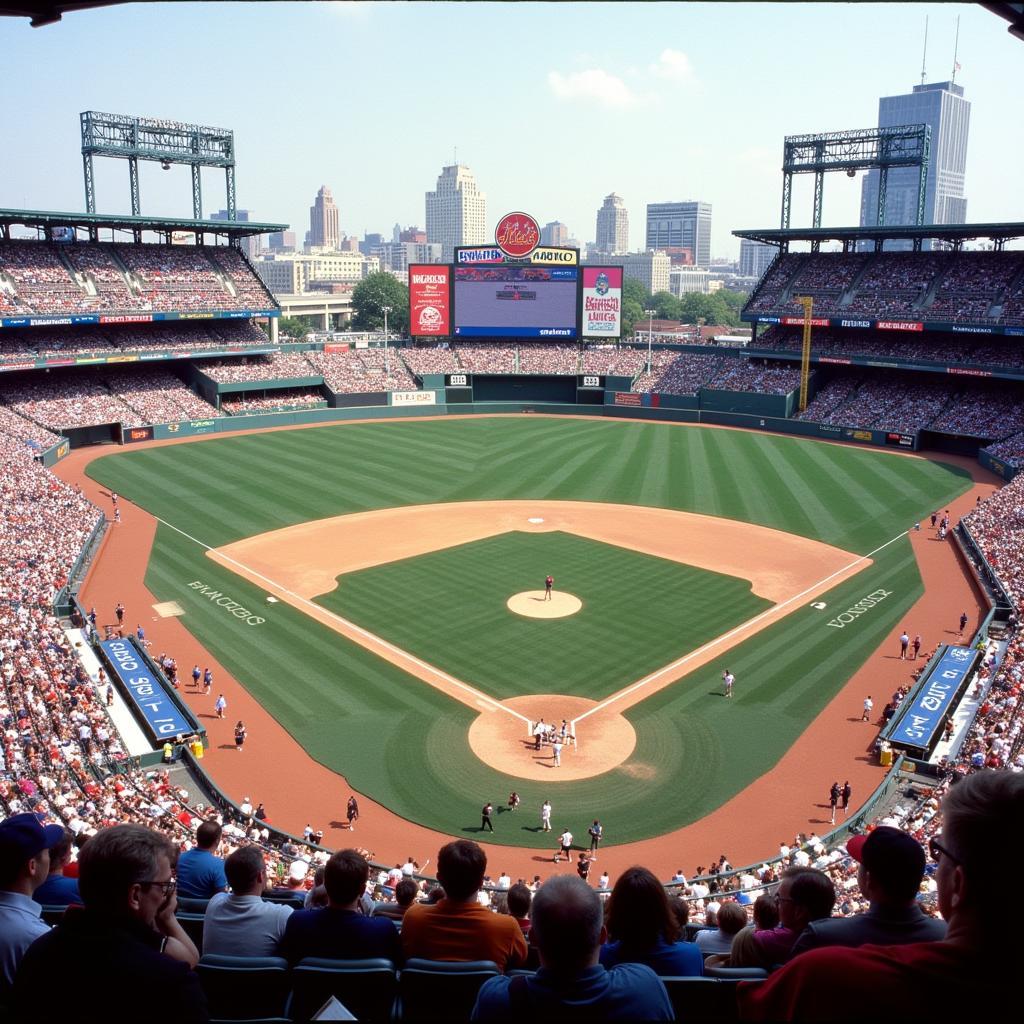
794,294,814,412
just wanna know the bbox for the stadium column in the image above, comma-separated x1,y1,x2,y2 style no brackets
322,307,330,332
269,317,279,344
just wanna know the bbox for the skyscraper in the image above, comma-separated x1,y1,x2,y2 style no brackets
595,194,629,254
425,164,487,262
308,186,340,250
739,239,778,279
210,209,260,259
860,81,970,248
645,202,712,268
540,221,570,247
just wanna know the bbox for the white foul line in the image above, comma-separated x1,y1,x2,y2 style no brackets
152,515,530,725
572,528,911,728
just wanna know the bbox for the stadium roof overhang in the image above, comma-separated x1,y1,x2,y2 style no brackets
0,208,288,239
734,222,1024,248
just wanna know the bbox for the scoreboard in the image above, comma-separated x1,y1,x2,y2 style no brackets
453,265,578,339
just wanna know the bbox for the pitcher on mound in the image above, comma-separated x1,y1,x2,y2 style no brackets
544,575,554,601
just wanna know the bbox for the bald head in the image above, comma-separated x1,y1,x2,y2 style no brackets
530,875,604,972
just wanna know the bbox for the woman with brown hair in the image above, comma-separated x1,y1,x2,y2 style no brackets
599,866,703,976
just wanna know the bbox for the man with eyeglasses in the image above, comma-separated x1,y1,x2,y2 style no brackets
12,824,207,1022
739,772,1024,1020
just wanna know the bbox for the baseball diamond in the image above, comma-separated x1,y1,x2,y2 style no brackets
67,414,988,876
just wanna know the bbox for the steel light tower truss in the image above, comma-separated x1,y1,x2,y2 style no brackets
780,125,931,234
81,110,236,221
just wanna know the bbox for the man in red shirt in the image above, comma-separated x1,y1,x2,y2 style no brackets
544,575,554,601
738,771,1024,1020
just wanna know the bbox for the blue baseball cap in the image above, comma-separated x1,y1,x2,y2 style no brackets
0,813,65,863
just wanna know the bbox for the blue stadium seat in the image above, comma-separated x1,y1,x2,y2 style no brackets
289,958,397,1022
662,976,754,1022
703,965,769,980
398,959,500,1022
196,954,291,1021
176,910,205,949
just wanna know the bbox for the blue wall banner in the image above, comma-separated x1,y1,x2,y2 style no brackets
888,645,978,755
99,638,193,742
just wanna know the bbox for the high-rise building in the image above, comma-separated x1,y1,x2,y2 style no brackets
267,230,296,253
595,194,629,254
739,239,779,278
645,202,712,268
589,251,670,296
540,221,570,247
425,164,487,262
210,209,260,259
860,81,970,249
308,186,340,250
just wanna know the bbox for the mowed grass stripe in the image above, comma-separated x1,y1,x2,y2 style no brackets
317,531,770,701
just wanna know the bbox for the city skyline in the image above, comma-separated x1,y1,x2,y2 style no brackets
2,2,1022,259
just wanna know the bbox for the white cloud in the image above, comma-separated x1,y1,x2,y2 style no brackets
547,68,646,110
649,48,695,83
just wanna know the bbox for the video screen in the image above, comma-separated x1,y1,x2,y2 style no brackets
453,265,578,338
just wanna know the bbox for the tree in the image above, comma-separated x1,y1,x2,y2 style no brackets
351,272,409,333
277,316,312,340
652,290,682,321
622,298,646,340
622,277,650,309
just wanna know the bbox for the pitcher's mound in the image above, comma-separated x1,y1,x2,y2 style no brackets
507,591,582,619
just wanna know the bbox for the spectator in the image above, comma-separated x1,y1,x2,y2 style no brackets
505,882,533,941
373,876,419,922
280,848,401,965
722,867,835,969
789,826,946,957
0,813,63,997
202,845,293,958
471,875,673,1020
600,865,703,976
401,840,527,970
738,771,1023,1020
31,827,81,907
176,820,228,899
12,824,205,1023
694,899,748,955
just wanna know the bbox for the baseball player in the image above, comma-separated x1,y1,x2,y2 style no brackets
544,575,554,601
722,669,734,699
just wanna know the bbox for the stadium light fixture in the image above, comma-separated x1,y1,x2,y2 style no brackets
644,308,656,373
382,304,393,375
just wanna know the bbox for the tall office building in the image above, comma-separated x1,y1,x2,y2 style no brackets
308,186,340,250
739,239,778,278
540,221,570,247
210,209,261,258
860,81,970,249
595,194,629,254
425,164,487,262
645,202,712,268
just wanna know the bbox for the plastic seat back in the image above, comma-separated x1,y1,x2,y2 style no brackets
290,958,397,1023
197,954,291,1021
398,959,500,1022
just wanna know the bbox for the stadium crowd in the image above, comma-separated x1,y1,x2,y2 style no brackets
746,249,1024,326
983,430,1024,470
305,348,417,393
220,389,327,414
0,240,273,317
199,352,319,384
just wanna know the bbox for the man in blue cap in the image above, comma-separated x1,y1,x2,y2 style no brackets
0,813,64,997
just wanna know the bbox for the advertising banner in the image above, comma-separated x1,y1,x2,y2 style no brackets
613,391,642,407
409,265,451,337
582,267,623,339
391,390,437,406
323,343,350,353
99,638,193,742
890,645,978,755
123,425,155,443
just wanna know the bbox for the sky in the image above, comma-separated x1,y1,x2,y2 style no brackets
3,1,1023,260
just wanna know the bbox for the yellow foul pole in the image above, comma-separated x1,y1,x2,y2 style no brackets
795,295,814,412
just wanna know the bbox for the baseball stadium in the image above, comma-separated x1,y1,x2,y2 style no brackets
3,24,1024,1021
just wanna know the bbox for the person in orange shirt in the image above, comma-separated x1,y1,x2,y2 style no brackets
401,840,527,971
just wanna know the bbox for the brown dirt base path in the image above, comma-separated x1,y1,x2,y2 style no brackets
55,416,999,881
209,499,865,782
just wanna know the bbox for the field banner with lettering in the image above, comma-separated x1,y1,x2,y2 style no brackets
409,265,451,337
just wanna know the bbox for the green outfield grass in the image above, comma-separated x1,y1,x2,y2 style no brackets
318,531,771,701
87,417,972,846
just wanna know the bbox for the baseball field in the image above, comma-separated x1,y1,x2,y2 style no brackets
84,416,974,850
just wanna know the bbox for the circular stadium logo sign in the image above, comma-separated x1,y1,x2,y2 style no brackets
495,212,541,259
